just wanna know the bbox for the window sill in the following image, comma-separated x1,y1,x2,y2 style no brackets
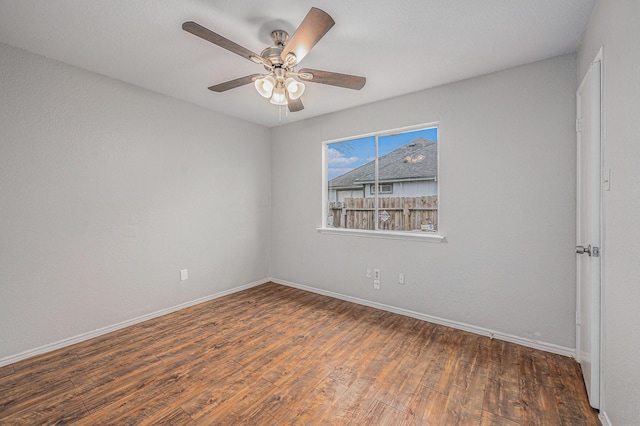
316,227,445,243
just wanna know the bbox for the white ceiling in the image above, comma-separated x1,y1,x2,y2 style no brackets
0,1,596,128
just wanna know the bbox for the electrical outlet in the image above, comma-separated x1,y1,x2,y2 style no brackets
366,268,372,278
399,273,405,285
373,279,380,290
373,269,381,280
180,269,188,281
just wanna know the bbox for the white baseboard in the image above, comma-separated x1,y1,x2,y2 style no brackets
0,278,269,367
2,276,576,367
599,411,612,426
270,277,576,358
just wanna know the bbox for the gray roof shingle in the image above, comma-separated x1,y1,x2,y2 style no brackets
329,137,437,188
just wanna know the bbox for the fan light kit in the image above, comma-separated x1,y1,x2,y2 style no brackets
254,68,305,105
182,7,366,112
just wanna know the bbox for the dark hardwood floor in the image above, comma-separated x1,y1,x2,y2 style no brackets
0,282,600,425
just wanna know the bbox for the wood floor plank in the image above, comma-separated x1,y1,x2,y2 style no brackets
519,348,563,425
481,409,521,425
258,310,357,386
547,354,601,426
407,385,450,423
420,339,460,393
322,332,414,422
381,321,441,412
483,339,522,423
157,363,247,420
442,382,484,425
0,350,82,391
193,377,276,423
519,346,553,387
488,338,520,367
359,399,416,425
0,395,87,425
0,282,600,424
256,357,343,420
9,348,79,373
318,376,378,423
483,364,522,423
520,376,562,425
0,377,77,418
73,382,166,425
262,304,373,389
0,365,14,379
139,407,195,426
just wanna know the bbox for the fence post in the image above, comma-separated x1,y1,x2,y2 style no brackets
342,201,347,229
403,198,410,231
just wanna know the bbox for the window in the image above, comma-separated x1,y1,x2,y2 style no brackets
324,125,439,236
370,184,393,195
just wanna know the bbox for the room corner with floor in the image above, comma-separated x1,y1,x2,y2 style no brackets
1,1,639,424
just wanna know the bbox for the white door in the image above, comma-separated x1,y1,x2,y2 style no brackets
575,52,602,409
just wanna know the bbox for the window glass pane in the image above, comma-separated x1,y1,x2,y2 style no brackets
378,128,438,232
327,137,375,229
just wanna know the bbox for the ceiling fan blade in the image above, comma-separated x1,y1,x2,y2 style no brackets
208,74,262,92
287,95,304,112
281,8,335,65
298,68,366,90
182,21,268,66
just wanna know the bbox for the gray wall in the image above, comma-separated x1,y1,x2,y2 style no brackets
271,54,578,350
0,42,584,370
578,0,640,423
0,43,271,360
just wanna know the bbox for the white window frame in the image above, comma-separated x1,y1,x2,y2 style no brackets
319,122,444,242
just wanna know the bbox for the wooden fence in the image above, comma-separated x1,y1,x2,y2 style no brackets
328,196,438,232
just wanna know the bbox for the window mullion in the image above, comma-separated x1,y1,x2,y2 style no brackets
374,135,379,231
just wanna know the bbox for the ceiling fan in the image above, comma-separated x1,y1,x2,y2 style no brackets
182,7,366,112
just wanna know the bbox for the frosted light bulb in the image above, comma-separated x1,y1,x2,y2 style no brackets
270,86,287,105
255,75,275,98
285,77,305,100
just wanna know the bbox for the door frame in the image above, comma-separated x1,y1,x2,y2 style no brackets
575,46,604,410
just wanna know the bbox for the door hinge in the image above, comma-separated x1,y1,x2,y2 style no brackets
576,118,583,132
576,312,581,325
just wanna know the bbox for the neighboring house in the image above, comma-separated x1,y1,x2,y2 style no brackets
328,137,437,202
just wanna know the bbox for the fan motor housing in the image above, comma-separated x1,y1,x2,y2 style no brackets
261,29,291,69
260,46,284,68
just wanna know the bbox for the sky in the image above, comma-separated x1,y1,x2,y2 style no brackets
327,127,438,180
